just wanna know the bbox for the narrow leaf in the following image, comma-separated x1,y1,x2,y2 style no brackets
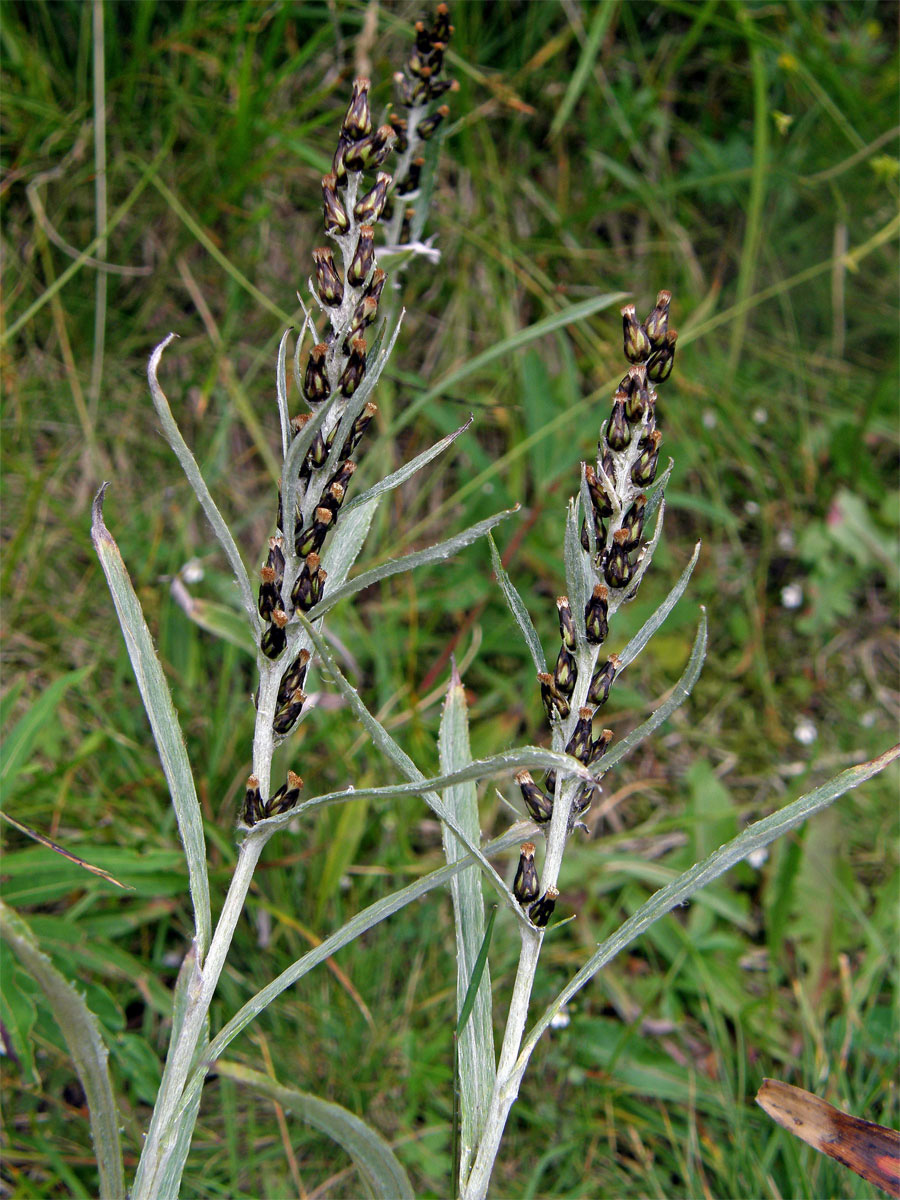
91,487,211,957
343,417,474,517
549,0,617,139
275,328,292,461
147,336,257,629
488,534,545,674
172,825,533,1130
309,508,516,621
522,743,900,1064
563,496,591,626
457,905,498,1039
600,610,707,775
440,670,496,1185
319,495,380,593
0,901,125,1200
0,666,91,790
618,542,701,672
216,1061,414,1200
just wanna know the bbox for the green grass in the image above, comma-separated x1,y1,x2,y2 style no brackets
2,1,898,1196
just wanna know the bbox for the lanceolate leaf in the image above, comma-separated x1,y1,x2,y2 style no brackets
440,670,496,1186
618,542,701,672
521,743,900,1065
91,487,211,957
171,825,532,1131
488,533,545,675
344,417,474,517
309,509,515,621
215,1061,414,1200
0,901,125,1200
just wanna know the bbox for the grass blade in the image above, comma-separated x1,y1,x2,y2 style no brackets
91,486,211,957
0,901,125,1200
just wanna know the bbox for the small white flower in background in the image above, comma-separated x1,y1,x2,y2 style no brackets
793,718,817,745
744,500,760,516
781,583,803,610
776,527,795,553
550,1007,570,1030
702,409,717,429
752,407,768,424
180,559,204,584
747,847,768,870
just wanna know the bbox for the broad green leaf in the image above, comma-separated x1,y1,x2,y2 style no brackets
215,1060,414,1200
488,533,545,675
439,670,496,1186
521,743,900,1065
91,487,210,957
0,901,125,1200
0,667,91,792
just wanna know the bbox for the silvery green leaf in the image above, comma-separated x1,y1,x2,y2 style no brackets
644,460,673,525
319,495,380,591
0,901,125,1200
147,336,257,629
563,497,591,628
310,509,515,621
344,418,474,517
275,329,292,460
618,542,701,672
522,742,900,1062
578,464,597,559
250,745,592,832
439,670,495,1185
215,1061,414,1200
172,824,531,1130
599,610,707,776
132,945,206,1200
488,533,545,675
170,590,256,657
615,495,666,609
91,487,211,957
298,616,515,909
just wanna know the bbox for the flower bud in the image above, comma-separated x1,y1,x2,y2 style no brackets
418,105,449,140
572,782,594,814
606,398,631,451
554,644,577,698
322,174,349,233
621,304,652,363
273,691,306,736
647,329,677,384
513,842,540,906
584,584,609,645
266,536,285,585
604,529,634,589
366,267,386,307
266,770,304,817
339,336,367,397
515,770,553,823
631,430,662,487
397,157,424,196
261,610,288,660
243,775,263,826
341,401,377,457
347,226,375,287
566,707,594,764
258,565,283,621
589,727,613,765
342,78,372,141
644,290,671,349
388,112,409,153
587,654,620,706
278,649,311,706
313,247,343,307
303,343,331,405
620,495,646,551
528,886,558,928
346,295,379,342
538,672,570,721
556,596,576,650
291,553,320,611
584,462,613,518
624,366,651,423
354,172,391,223
343,125,395,172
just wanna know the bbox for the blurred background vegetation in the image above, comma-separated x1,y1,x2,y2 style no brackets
2,1,897,1196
